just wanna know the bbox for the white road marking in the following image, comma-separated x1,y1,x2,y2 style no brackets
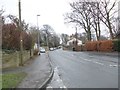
47,67,67,89
47,86,53,88
46,86,53,90
60,86,63,88
89,56,94,58
109,64,118,67
94,62,104,65
79,57,105,66
79,57,91,62
56,79,62,82
63,85,67,88
84,59,91,62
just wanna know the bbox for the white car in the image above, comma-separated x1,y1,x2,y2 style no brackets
49,48,54,51
40,47,46,53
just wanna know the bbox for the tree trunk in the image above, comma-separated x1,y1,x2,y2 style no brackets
98,21,101,40
108,18,114,39
107,13,114,39
87,30,91,41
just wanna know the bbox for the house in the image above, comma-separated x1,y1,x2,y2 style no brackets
67,38,82,46
34,43,38,50
67,38,82,51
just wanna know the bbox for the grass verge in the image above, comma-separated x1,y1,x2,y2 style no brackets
1,72,27,89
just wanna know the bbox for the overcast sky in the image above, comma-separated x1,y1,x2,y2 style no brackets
0,0,77,35
0,0,119,35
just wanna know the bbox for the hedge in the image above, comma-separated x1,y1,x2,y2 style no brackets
100,40,113,52
112,39,120,52
85,41,99,51
85,40,119,52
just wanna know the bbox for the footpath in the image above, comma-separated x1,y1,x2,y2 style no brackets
3,53,53,88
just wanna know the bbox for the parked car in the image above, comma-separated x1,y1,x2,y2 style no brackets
40,47,46,53
53,47,57,50
49,48,54,51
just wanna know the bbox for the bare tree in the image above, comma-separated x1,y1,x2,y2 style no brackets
7,15,29,31
42,24,60,47
0,8,4,16
89,2,101,41
64,0,118,40
97,0,117,39
7,15,19,27
64,1,93,41
61,34,70,45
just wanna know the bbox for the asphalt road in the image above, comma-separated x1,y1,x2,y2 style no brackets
47,49,118,88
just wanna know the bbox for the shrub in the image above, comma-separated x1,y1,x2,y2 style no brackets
85,40,113,52
2,49,16,54
85,41,98,51
99,40,113,52
85,42,91,51
112,39,120,52
33,49,39,55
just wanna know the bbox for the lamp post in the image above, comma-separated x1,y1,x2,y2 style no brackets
37,15,40,52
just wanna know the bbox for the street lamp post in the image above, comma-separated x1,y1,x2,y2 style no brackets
37,15,40,52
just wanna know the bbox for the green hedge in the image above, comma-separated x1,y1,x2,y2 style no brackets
112,39,120,52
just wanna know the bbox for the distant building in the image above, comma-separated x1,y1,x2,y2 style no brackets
67,38,82,46
34,43,38,50
66,38,82,51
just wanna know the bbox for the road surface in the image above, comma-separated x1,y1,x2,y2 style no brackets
47,49,118,88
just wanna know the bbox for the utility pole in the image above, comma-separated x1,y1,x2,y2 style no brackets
19,0,23,66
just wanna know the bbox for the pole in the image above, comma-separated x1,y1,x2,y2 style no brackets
75,27,78,51
46,30,49,51
37,15,40,52
19,0,23,66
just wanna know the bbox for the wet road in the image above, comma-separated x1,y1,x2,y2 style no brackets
47,49,118,88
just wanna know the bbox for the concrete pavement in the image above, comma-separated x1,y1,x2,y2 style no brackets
3,53,53,88
17,53,53,88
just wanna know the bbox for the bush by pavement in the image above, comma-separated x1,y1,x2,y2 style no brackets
113,39,120,52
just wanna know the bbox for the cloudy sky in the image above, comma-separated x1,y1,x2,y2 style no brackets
0,0,119,35
0,0,77,35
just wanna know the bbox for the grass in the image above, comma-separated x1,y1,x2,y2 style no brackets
1,72,27,89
